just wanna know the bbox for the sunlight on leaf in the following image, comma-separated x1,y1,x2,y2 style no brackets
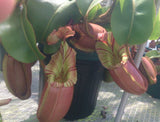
119,0,125,12
86,0,103,16
76,0,102,17
149,9,160,40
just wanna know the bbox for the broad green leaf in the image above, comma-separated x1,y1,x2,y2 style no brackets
27,0,82,43
149,9,160,40
0,5,45,63
145,50,160,59
76,0,103,17
88,4,102,21
120,0,125,12
88,4,109,21
43,40,61,54
111,0,156,45
45,41,77,87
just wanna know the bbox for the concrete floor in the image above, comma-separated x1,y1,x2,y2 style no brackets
0,63,160,122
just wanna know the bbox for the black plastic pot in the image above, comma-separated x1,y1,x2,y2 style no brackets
146,75,160,99
64,59,104,120
0,43,6,71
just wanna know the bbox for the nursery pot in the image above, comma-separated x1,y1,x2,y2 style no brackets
64,52,105,120
146,75,160,99
0,43,6,71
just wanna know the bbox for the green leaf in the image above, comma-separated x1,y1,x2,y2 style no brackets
27,0,82,43
43,40,61,54
149,9,160,40
88,4,102,21
111,0,156,45
88,4,109,21
76,0,103,17
0,5,45,63
120,0,125,12
145,50,160,59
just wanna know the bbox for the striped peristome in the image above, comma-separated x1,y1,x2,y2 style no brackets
96,32,128,69
45,41,77,87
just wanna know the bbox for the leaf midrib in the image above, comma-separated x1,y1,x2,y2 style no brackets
20,7,39,61
41,4,65,41
127,0,135,42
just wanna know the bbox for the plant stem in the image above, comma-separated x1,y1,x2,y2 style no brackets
115,42,146,122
